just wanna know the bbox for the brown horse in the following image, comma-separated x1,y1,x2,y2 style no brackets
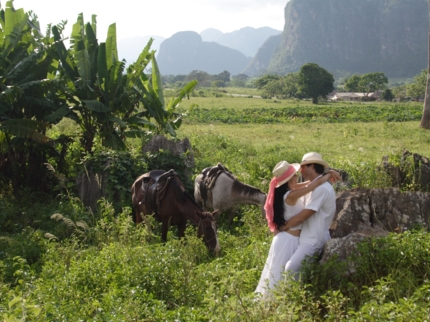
194,163,267,224
131,170,220,253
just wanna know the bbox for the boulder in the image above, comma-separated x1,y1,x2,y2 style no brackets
322,188,430,264
142,135,194,168
331,188,430,238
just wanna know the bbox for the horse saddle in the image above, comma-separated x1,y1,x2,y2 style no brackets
198,163,234,205
141,169,179,215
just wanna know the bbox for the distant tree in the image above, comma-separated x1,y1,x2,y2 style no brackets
283,72,300,98
254,74,281,89
172,75,187,83
421,0,430,129
261,78,284,98
344,75,361,92
298,63,334,104
392,85,407,101
229,78,246,87
344,72,388,96
407,69,426,99
185,70,211,87
358,72,388,96
381,89,394,101
211,80,225,88
213,70,231,83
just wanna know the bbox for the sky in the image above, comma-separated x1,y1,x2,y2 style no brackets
11,0,288,41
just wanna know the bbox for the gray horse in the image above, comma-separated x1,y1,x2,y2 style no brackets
194,163,267,224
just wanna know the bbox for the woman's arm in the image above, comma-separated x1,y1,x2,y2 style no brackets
295,180,310,189
285,170,341,206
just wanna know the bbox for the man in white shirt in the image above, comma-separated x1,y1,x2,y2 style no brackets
280,152,337,280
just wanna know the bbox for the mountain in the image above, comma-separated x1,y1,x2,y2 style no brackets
247,0,428,78
118,35,165,65
243,34,282,76
199,28,224,42
157,31,252,75
200,27,282,57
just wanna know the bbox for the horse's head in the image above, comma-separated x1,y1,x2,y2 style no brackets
196,210,220,255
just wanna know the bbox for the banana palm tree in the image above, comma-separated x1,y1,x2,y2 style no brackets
0,1,68,192
52,14,197,155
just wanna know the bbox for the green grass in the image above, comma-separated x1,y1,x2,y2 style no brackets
2,93,430,321
178,121,430,166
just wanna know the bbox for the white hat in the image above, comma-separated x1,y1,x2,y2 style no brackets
300,152,330,169
272,161,300,187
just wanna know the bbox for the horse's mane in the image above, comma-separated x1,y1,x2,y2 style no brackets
169,176,201,208
231,179,264,197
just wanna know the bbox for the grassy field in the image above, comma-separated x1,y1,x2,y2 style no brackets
2,93,430,321
178,121,430,164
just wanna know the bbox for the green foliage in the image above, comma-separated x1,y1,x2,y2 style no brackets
144,148,194,192
381,88,394,101
298,63,335,104
344,72,389,96
0,1,68,194
253,74,282,90
180,103,422,124
79,149,147,209
406,69,426,99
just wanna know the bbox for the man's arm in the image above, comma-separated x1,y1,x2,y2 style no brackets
280,208,315,231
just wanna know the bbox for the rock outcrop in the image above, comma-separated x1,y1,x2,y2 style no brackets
249,0,427,78
321,188,430,263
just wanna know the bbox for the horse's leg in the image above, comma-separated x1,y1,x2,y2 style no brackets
227,207,237,226
135,209,143,224
178,221,187,239
161,220,169,242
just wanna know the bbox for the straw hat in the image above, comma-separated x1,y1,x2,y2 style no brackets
272,161,300,187
300,152,330,169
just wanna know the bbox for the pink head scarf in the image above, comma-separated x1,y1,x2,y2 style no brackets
264,164,297,232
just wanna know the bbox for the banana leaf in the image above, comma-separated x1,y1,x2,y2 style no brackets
108,116,126,128
4,2,25,37
124,115,154,126
126,39,154,87
151,55,165,109
0,119,49,143
2,16,27,58
103,131,126,150
123,129,150,138
166,80,197,111
91,14,97,36
85,23,98,84
44,106,72,123
52,26,79,80
82,99,110,112
105,23,117,70
75,45,91,85
97,43,108,91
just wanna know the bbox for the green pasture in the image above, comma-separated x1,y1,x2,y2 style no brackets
178,121,430,166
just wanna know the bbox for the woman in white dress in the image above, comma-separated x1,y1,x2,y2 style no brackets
255,160,339,296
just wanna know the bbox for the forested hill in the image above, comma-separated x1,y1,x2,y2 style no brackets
245,0,428,78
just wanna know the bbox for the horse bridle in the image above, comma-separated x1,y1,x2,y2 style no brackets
198,218,218,245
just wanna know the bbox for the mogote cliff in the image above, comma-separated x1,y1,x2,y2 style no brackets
245,0,428,78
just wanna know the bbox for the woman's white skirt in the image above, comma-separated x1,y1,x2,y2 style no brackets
255,231,300,295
